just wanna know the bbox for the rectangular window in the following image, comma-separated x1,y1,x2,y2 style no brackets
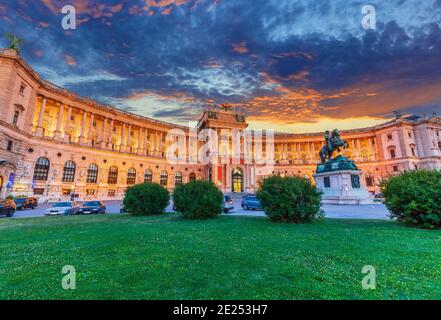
393,166,399,172
351,175,361,189
324,176,331,188
390,149,396,158
6,140,13,151
387,134,393,140
19,84,26,94
33,188,45,195
86,189,96,195
365,176,374,187
108,189,116,197
12,111,20,125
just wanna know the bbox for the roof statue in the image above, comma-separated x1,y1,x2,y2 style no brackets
5,33,22,52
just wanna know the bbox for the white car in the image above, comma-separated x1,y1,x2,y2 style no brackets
45,201,80,216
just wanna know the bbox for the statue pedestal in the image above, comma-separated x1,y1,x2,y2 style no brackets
313,156,372,205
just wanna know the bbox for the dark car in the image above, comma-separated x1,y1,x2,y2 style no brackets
79,201,106,214
0,199,16,217
373,193,385,203
14,197,38,210
241,196,262,210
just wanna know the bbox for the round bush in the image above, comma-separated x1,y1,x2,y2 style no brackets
256,175,322,223
123,183,169,216
173,180,223,219
381,170,441,229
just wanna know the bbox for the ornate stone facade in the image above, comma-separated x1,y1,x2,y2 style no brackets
1,48,440,201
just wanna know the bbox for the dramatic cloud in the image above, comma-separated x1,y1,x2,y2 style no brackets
0,0,440,132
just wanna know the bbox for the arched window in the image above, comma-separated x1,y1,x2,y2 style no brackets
160,170,168,187
127,168,136,185
108,166,118,184
175,172,183,185
189,172,196,182
33,157,50,181
144,169,153,183
62,161,76,182
86,164,98,183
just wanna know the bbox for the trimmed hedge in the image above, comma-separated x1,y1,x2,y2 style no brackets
256,175,323,223
173,180,223,219
381,170,441,229
123,183,169,216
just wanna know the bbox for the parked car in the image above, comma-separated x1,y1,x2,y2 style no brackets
45,201,80,216
223,195,234,213
242,193,254,200
14,197,38,210
241,196,262,210
373,193,385,203
0,199,16,217
79,201,106,214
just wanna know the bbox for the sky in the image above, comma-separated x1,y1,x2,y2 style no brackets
1,0,441,133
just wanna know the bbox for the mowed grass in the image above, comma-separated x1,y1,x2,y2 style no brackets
1,214,441,300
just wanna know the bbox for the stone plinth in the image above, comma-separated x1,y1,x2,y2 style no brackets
314,156,372,205
314,170,372,205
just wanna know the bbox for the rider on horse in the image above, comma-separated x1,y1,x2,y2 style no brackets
319,129,349,163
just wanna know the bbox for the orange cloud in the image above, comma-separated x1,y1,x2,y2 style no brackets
232,41,249,54
64,54,76,66
41,0,124,21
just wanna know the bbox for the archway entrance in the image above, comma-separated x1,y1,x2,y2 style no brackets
232,168,244,193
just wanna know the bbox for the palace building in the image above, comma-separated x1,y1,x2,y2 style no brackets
1,48,441,201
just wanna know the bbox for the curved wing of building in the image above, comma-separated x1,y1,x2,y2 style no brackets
1,48,440,201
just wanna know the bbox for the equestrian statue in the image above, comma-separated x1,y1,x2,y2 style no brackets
319,129,349,163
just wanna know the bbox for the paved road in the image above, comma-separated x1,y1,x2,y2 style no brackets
2,199,391,220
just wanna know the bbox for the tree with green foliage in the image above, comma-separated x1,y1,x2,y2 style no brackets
173,180,223,219
257,175,323,223
381,170,441,229
123,183,169,216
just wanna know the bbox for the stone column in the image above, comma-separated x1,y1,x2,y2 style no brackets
367,138,374,161
120,123,126,152
64,106,72,143
127,125,132,152
154,131,158,155
357,139,362,160
79,111,88,144
292,143,297,160
108,119,114,149
101,117,108,148
88,113,94,146
307,142,311,160
159,131,163,157
137,127,144,154
145,129,150,155
36,96,47,137
351,139,356,157
54,102,64,140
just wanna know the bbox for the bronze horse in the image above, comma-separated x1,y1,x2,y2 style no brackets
319,129,349,163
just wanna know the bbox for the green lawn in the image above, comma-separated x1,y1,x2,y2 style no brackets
1,214,441,300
